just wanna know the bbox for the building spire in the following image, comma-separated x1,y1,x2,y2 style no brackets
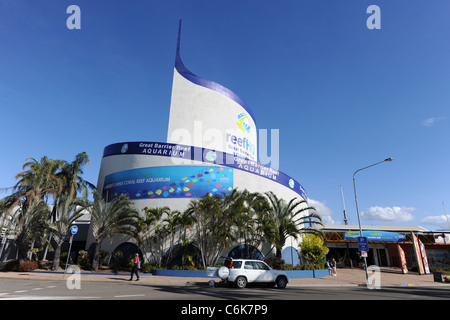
171,20,255,122
175,19,193,75
176,19,182,60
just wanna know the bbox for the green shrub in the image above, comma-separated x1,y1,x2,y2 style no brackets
109,251,124,272
170,264,202,271
301,263,325,270
99,250,109,266
59,252,72,267
282,264,294,270
430,265,450,273
76,250,91,270
140,262,153,273
302,263,315,270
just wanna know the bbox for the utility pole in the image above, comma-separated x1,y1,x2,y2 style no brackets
340,185,348,225
340,185,352,268
353,157,393,283
443,202,450,231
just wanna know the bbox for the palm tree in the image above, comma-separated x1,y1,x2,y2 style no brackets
14,156,63,205
42,152,94,262
49,194,85,270
56,152,95,201
162,210,182,265
81,190,140,271
2,199,50,261
265,191,323,259
1,156,63,261
139,206,170,266
186,196,218,268
177,210,195,246
234,190,275,258
163,209,196,266
0,153,94,264
177,211,196,265
186,192,238,268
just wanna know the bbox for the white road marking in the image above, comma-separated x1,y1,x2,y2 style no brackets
114,294,145,298
0,296,101,300
0,284,59,299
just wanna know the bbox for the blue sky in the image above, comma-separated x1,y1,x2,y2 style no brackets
1,1,449,230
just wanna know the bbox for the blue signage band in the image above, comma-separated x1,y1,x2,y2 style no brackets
102,141,308,202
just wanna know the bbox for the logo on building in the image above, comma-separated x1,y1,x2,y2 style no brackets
237,112,251,134
289,179,295,188
205,150,217,162
121,144,128,153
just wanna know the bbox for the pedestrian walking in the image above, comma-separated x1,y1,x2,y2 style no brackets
326,259,332,275
330,258,337,276
129,253,140,281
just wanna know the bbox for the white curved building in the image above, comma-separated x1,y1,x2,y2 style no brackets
87,22,309,264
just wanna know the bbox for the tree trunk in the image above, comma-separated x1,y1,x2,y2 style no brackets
42,233,53,261
276,247,282,259
52,243,62,270
27,240,35,260
92,239,102,271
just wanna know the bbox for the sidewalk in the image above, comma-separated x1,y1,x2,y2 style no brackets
1,267,449,287
288,267,449,287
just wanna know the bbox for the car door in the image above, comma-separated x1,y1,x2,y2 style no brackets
254,261,275,282
243,261,264,283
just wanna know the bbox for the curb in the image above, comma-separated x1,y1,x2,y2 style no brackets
30,270,154,276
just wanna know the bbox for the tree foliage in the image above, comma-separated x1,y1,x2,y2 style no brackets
80,190,140,271
1,153,327,271
300,234,329,266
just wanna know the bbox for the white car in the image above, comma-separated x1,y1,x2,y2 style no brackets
207,259,289,289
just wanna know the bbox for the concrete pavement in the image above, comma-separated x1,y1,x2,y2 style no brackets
0,267,449,288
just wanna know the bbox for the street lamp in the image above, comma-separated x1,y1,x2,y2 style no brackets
352,157,393,283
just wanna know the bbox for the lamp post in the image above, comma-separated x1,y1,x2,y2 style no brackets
353,157,393,283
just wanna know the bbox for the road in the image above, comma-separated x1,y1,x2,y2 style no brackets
1,278,449,301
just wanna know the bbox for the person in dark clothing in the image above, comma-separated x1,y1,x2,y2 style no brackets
129,253,140,281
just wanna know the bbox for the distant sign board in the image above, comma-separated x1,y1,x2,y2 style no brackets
357,237,369,252
345,231,406,242
71,225,78,235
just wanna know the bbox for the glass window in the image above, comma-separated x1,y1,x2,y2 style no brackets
256,262,269,270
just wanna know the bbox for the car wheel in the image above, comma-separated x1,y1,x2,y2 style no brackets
235,276,247,289
276,276,287,289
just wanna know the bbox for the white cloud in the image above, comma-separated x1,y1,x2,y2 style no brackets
361,206,415,222
308,199,335,224
420,215,450,230
422,116,445,126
